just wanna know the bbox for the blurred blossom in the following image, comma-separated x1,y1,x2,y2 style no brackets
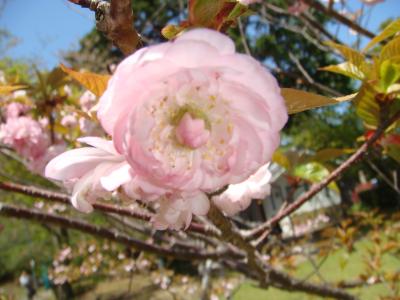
12,90,27,99
0,116,49,161
29,143,67,175
79,90,97,112
0,71,5,83
61,114,78,128
3,102,30,119
88,244,96,253
64,85,72,97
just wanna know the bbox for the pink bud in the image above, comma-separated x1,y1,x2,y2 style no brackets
175,113,210,149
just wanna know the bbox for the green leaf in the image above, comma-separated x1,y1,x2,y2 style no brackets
60,64,110,97
380,36,400,62
354,83,380,128
385,144,400,163
189,0,225,27
325,41,366,73
226,3,248,21
161,24,184,40
281,88,356,114
320,62,365,80
364,18,400,52
380,60,400,91
294,162,339,192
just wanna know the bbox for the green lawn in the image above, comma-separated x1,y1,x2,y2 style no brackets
232,238,400,300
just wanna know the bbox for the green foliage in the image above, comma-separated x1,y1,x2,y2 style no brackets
322,19,400,129
189,0,226,27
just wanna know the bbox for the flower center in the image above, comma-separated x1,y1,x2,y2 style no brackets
175,112,210,149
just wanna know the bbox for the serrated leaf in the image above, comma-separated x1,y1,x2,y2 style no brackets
320,62,365,80
226,2,247,20
380,60,400,91
364,18,400,52
325,41,366,73
354,83,380,128
281,88,356,114
380,36,400,62
294,162,339,192
0,85,27,95
60,64,110,97
189,0,225,27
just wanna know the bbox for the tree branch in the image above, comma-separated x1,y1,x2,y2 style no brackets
68,0,140,55
0,180,219,236
246,110,400,239
0,203,229,261
301,0,375,39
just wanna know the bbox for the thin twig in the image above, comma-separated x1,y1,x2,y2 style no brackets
0,180,219,236
301,0,375,39
366,160,400,194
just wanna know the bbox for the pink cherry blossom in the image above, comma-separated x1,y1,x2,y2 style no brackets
79,118,103,136
175,112,210,149
47,29,287,230
98,28,287,196
3,102,30,119
29,144,67,175
61,114,78,128
45,137,132,213
213,163,272,216
0,116,49,160
153,192,209,230
79,91,97,112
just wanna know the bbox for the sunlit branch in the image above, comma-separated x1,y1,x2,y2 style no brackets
259,8,330,53
0,203,231,261
246,110,400,239
0,180,219,236
301,0,375,39
68,0,140,55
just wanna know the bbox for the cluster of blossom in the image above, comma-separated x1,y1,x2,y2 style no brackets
46,29,288,230
0,92,66,174
50,242,152,285
60,90,102,136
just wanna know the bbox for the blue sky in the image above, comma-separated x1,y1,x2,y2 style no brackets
0,0,93,68
0,0,399,70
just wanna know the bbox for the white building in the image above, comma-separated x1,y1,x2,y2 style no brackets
243,163,341,238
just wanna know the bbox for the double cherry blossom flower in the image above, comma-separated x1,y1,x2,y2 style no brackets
45,29,288,229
